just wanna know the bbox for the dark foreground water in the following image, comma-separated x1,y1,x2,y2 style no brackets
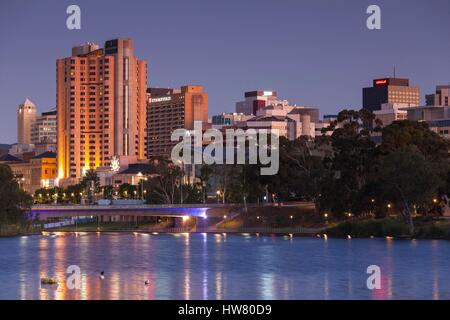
0,232,449,300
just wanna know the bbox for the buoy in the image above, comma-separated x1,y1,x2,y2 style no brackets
41,277,58,285
144,280,150,286
99,271,105,280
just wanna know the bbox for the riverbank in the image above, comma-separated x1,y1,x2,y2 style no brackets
325,217,450,240
0,224,39,237
28,204,450,240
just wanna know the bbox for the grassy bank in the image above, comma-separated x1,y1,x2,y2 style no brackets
0,224,38,237
325,217,450,240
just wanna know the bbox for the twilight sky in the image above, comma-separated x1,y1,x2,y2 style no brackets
1,0,449,143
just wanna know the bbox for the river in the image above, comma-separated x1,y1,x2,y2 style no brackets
0,232,449,299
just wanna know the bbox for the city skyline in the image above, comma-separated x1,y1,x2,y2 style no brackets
1,0,450,143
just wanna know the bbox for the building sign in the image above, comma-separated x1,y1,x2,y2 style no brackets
374,79,389,87
149,96,172,103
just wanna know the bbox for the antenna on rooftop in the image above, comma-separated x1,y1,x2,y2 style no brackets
393,65,396,78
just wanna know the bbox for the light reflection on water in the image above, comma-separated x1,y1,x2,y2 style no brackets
0,233,449,300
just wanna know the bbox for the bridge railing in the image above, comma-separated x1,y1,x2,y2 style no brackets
31,203,241,210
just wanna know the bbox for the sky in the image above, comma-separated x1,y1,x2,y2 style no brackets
1,0,449,143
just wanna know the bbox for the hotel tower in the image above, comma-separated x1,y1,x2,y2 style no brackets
56,39,147,182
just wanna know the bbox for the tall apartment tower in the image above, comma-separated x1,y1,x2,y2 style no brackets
57,39,147,181
146,86,208,158
17,99,37,144
362,78,420,112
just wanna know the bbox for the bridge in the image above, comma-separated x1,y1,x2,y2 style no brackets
30,204,235,221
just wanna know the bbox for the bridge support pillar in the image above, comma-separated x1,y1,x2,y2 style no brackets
196,217,208,230
174,217,183,228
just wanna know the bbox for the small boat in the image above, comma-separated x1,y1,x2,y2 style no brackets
41,277,58,285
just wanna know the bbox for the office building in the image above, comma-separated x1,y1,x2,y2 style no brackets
236,90,288,115
211,112,253,129
426,85,450,106
56,38,147,182
363,78,420,112
373,103,409,127
17,99,37,145
31,108,57,144
405,105,450,139
146,86,208,158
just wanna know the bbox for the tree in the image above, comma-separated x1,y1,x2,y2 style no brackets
80,170,100,203
0,164,33,227
380,120,450,163
378,145,444,234
66,184,84,204
319,109,376,216
199,165,213,203
267,136,329,209
119,183,137,199
144,157,183,204
103,185,114,200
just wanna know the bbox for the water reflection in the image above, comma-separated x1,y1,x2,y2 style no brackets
1,234,449,300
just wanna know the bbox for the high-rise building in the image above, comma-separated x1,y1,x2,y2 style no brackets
362,78,420,112
426,85,450,106
56,39,147,181
31,108,57,144
17,99,37,144
146,86,208,158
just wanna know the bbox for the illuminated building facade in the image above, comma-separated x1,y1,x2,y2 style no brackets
57,39,147,182
1,151,57,194
363,78,420,112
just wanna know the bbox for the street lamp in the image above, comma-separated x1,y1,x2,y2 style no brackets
216,190,221,204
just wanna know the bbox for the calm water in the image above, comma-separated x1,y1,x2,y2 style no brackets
0,233,449,300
